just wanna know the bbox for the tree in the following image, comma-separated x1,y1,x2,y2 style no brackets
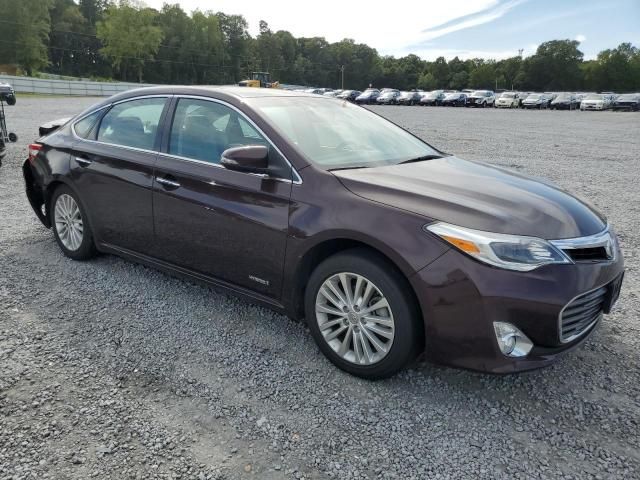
48,0,91,76
523,40,583,90
216,13,250,83
96,1,163,82
79,0,107,26
449,71,469,90
417,72,437,91
0,0,52,75
496,56,522,89
589,43,639,92
469,61,496,89
430,56,449,87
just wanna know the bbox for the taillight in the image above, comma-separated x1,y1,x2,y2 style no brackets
28,143,42,163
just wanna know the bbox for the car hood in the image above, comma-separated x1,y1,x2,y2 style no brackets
332,156,606,239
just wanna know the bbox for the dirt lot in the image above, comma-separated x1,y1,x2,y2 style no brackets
1,97,639,480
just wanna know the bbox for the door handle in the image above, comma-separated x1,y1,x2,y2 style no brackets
75,156,92,167
156,176,181,189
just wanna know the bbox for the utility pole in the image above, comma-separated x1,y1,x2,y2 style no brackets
340,65,345,90
518,48,524,58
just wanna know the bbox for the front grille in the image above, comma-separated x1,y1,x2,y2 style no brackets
560,286,606,342
563,246,609,262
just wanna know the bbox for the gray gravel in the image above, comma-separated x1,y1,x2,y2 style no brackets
1,97,639,480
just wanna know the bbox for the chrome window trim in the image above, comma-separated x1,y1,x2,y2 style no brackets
71,95,171,155
71,105,109,139
550,225,616,261
69,93,303,184
156,151,293,184
171,95,303,185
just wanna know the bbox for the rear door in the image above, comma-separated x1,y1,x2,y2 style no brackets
151,97,294,298
69,96,169,253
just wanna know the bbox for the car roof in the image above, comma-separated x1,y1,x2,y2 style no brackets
72,85,333,121
107,85,324,103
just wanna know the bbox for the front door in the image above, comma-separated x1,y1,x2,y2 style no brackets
152,97,293,298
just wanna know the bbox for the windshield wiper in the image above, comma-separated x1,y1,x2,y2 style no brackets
397,154,446,165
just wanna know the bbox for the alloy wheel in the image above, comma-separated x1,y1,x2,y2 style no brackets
315,272,395,366
54,194,84,251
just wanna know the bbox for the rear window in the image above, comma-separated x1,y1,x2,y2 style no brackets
73,109,104,139
97,98,167,150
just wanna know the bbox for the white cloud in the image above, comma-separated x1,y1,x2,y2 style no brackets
389,44,537,61
417,0,527,43
141,0,503,53
575,34,587,43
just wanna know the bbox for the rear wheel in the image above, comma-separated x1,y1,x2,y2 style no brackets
305,249,422,379
50,185,96,260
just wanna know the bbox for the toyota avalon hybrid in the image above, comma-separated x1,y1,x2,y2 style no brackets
23,87,624,379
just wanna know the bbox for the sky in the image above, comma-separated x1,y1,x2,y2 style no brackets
144,0,640,60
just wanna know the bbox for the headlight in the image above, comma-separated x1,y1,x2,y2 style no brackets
424,222,572,271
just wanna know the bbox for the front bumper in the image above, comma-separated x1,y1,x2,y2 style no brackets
581,104,604,110
410,248,624,373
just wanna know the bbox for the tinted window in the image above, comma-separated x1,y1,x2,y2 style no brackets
168,98,268,164
97,98,166,150
74,109,103,139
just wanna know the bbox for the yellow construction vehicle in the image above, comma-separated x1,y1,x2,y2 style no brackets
238,72,280,88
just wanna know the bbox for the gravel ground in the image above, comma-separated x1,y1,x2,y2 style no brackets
1,97,639,480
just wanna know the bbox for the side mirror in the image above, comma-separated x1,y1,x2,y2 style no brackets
221,145,269,174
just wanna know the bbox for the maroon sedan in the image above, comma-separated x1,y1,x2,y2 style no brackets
23,87,624,379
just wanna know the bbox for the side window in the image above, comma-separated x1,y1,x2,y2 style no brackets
97,98,166,150
74,109,104,139
168,98,268,165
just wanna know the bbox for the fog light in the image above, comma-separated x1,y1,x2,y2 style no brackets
493,322,533,357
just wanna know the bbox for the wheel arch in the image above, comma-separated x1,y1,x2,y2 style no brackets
286,236,425,331
44,178,98,241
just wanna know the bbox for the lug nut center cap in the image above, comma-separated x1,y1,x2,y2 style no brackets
347,312,359,325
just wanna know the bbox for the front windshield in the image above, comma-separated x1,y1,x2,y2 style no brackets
527,94,541,100
500,92,515,98
249,97,440,170
617,94,639,100
445,93,459,99
554,93,571,100
585,94,603,100
471,91,486,96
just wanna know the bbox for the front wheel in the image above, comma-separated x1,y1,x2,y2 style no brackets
305,249,422,379
50,185,97,260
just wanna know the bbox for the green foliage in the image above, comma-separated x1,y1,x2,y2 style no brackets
96,1,163,82
3,2,638,91
0,0,52,75
469,61,497,89
522,40,584,90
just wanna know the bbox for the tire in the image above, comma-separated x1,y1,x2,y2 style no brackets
50,185,97,261
305,248,422,379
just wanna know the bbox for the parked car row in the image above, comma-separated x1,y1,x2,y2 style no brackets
299,86,640,112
